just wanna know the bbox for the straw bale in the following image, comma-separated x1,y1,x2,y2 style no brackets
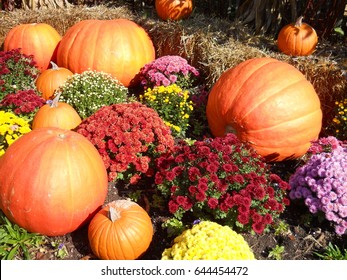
0,5,134,44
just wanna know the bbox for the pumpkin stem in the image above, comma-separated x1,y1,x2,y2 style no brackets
50,91,62,108
295,16,304,27
50,61,59,70
109,206,121,222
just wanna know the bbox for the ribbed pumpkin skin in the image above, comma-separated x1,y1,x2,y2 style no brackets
0,128,108,236
32,102,82,130
88,200,153,260
57,19,155,87
4,23,61,72
155,0,193,21
206,57,322,162
35,63,73,100
277,17,318,56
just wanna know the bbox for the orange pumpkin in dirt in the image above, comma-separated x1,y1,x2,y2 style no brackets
32,92,82,130
88,200,153,260
35,62,73,100
4,23,61,71
277,16,318,56
206,57,322,162
155,0,193,21
56,19,155,87
0,127,108,236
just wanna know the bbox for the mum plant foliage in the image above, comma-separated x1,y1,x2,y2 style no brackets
155,133,290,234
75,102,175,184
58,70,128,119
0,49,39,100
289,136,347,235
161,220,255,260
137,55,200,90
0,110,31,156
0,89,45,123
139,83,194,137
188,85,210,136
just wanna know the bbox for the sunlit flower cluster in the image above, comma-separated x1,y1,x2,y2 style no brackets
58,70,128,119
331,98,347,140
161,220,255,260
75,102,175,184
137,55,200,90
155,133,290,234
307,136,342,156
139,84,193,137
289,141,347,235
0,89,45,122
0,48,39,100
0,110,31,156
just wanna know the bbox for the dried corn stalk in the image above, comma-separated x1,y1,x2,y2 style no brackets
21,0,72,9
236,0,297,34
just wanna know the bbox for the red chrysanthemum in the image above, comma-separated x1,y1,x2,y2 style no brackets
154,133,290,234
75,102,175,184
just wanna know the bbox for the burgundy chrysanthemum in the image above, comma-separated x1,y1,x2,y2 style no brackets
154,133,290,234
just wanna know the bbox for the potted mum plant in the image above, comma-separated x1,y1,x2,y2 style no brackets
155,133,290,235
75,102,175,185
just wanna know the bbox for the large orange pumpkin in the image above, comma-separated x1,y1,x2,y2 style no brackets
32,92,82,130
4,23,61,72
35,62,73,100
0,127,108,236
277,16,318,56
155,0,193,21
206,57,322,162
88,200,153,260
56,19,155,87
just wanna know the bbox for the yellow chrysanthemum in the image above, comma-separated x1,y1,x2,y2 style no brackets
161,221,255,260
331,98,347,139
0,111,31,155
333,118,340,124
140,84,193,137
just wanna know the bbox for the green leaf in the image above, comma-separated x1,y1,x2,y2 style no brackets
3,238,23,245
6,244,19,260
20,243,31,260
334,27,344,36
0,211,45,260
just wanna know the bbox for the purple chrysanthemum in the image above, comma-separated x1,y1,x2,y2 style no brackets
289,139,347,235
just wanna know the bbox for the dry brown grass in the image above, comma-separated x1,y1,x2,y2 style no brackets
1,5,346,133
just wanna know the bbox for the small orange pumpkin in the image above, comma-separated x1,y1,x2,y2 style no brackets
155,0,193,21
0,127,108,236
88,200,153,260
277,16,318,56
4,23,61,71
32,92,82,130
206,57,322,162
35,61,73,100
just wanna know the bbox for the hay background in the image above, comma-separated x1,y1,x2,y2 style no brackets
1,5,346,135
